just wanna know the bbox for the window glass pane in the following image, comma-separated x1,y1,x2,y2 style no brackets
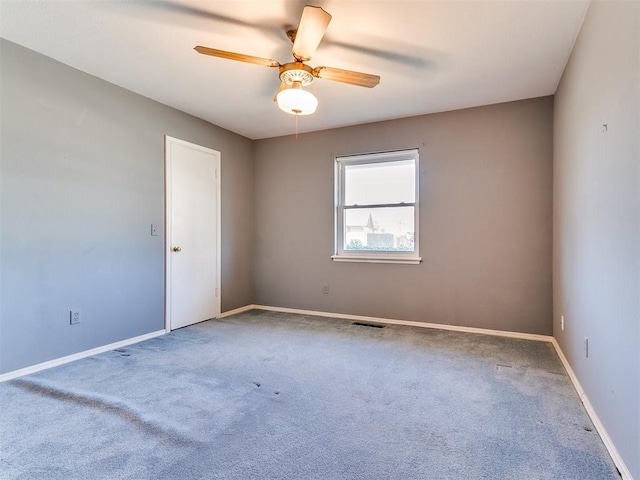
344,159,415,205
344,207,415,252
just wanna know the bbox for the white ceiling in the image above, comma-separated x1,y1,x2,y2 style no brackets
0,0,589,140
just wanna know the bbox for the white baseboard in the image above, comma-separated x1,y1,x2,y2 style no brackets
251,304,553,342
550,338,631,479
0,330,166,383
219,304,256,318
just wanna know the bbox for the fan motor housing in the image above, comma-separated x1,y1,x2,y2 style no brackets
279,62,315,86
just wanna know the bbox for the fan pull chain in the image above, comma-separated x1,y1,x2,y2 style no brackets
295,114,298,138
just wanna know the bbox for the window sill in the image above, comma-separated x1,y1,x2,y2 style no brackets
331,255,422,265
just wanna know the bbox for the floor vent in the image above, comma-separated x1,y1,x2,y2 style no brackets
352,321,386,329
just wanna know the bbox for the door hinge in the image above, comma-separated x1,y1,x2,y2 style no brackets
215,288,219,298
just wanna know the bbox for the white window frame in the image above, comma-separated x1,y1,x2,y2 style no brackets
332,149,421,264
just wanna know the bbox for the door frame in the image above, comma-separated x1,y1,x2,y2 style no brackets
164,135,221,332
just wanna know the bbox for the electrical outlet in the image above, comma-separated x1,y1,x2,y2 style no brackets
151,224,159,236
560,315,565,331
70,310,81,325
323,284,329,295
584,337,589,358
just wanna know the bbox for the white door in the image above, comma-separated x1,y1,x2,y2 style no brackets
165,136,220,330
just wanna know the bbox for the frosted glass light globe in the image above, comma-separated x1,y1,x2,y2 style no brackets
276,81,318,115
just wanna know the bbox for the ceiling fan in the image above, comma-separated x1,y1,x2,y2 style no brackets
194,5,380,115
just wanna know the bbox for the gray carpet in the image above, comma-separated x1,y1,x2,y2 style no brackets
0,310,619,479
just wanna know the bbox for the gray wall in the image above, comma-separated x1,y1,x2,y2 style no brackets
0,39,254,374
553,1,639,477
254,98,553,335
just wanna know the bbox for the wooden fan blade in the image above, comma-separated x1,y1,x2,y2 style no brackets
194,46,280,68
313,66,380,88
291,6,332,61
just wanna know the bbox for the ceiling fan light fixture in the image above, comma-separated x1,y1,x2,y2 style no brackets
276,81,318,115
195,5,380,118
279,62,315,86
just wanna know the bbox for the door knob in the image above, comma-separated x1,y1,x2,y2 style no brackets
172,246,182,252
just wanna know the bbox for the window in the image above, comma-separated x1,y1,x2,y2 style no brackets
333,149,421,264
